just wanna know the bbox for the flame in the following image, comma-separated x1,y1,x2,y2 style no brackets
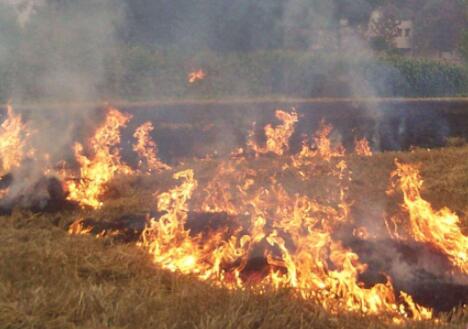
65,106,133,208
141,164,432,320
68,218,93,235
0,105,29,175
293,120,344,167
133,122,171,173
354,138,373,157
388,161,468,274
140,118,433,320
248,110,298,156
140,169,205,273
188,69,206,84
60,110,451,321
353,227,370,240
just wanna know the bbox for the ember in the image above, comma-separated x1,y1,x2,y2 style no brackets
188,69,206,84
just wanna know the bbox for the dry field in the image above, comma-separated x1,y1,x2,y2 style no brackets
1,144,468,329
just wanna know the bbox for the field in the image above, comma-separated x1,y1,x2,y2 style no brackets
1,143,467,329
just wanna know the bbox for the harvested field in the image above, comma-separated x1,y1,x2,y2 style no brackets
1,142,467,329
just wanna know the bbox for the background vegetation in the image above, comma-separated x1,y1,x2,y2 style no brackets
1,49,467,102
1,0,468,102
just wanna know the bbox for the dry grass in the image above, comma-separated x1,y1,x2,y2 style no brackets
1,145,468,329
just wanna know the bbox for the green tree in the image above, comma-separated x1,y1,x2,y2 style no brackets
458,0,468,62
414,0,466,55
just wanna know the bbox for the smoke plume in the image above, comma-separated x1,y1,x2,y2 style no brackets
0,0,125,199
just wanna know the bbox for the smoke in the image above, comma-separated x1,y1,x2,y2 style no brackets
0,0,448,198
2,0,124,103
0,0,45,27
0,0,126,201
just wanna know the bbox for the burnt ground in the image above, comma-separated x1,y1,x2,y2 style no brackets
6,98,468,164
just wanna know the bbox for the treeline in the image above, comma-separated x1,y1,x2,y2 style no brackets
2,49,467,101
123,0,467,55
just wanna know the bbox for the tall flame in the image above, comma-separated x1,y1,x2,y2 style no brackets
65,107,133,208
388,161,468,274
141,170,203,273
0,105,29,175
354,137,373,157
248,110,298,156
133,122,171,173
292,120,344,167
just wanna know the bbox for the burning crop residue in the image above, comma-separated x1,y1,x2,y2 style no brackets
139,112,435,321
188,69,206,84
141,168,433,319
64,107,134,208
0,105,31,176
293,120,345,167
133,122,171,173
387,161,468,275
1,104,467,323
354,137,373,157
248,110,298,156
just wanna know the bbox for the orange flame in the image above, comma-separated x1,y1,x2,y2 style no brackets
63,111,442,321
248,110,298,156
68,218,93,235
292,120,344,167
355,137,373,157
141,164,432,320
388,161,468,274
133,122,171,173
188,69,206,84
65,107,133,208
141,169,204,273
0,105,29,175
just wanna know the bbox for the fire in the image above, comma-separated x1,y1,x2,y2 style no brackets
68,218,93,235
188,69,206,84
0,93,462,324
65,106,133,208
140,117,433,321
0,105,29,176
388,161,468,274
141,170,204,273
60,108,468,321
141,162,432,320
133,122,171,173
248,110,298,156
293,120,344,167
354,137,373,157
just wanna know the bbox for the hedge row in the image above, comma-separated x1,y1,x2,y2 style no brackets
2,48,468,101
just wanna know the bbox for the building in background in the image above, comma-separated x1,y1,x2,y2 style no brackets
367,8,462,62
393,20,413,52
368,9,413,54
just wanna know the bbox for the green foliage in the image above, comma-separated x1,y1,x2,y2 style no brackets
2,48,468,102
370,37,391,52
459,30,468,64
102,48,468,99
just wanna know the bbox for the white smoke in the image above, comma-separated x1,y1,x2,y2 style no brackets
0,0,45,27
0,0,126,202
